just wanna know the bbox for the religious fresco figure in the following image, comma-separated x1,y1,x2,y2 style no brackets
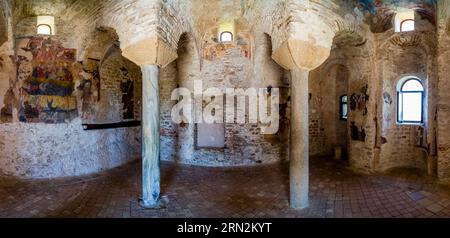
17,36,78,123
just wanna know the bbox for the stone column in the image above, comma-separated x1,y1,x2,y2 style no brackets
290,68,310,209
140,65,161,208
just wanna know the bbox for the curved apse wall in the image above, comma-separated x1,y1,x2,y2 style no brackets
0,119,141,179
0,30,142,179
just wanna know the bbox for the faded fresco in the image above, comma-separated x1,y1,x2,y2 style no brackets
120,67,135,120
77,60,100,120
202,31,252,61
16,37,78,123
354,0,437,32
76,32,142,125
350,85,370,142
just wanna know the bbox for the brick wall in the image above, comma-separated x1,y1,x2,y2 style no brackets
377,35,432,171
437,0,450,181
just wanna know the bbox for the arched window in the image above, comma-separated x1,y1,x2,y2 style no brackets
220,31,233,43
394,10,415,32
397,78,424,124
400,19,415,32
37,24,52,35
340,95,348,121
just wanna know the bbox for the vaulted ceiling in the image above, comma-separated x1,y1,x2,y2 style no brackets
4,0,439,37
1,1,9,46
354,0,437,32
8,0,77,24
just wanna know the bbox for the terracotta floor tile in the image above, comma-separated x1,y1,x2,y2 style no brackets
0,157,450,218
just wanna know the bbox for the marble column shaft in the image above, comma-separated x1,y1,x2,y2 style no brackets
141,65,161,208
290,68,310,209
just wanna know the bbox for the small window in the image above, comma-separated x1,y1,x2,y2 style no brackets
37,16,55,35
400,19,415,32
220,31,233,43
394,9,415,32
340,95,348,121
37,24,52,35
397,78,424,124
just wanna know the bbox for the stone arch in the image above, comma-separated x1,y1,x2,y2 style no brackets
258,33,287,87
80,27,141,123
378,33,436,58
97,48,142,123
0,3,7,46
376,33,435,173
323,7,368,47
446,18,450,36
83,27,120,67
328,10,371,52
176,32,200,72
320,60,348,83
0,2,15,124
172,32,199,164
317,25,376,171
116,1,198,68
315,62,351,156
332,29,367,49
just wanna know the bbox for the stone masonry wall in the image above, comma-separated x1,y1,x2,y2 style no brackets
95,49,142,124
437,0,450,181
0,0,449,180
311,14,439,174
0,119,140,179
377,33,431,172
157,26,289,166
0,6,142,179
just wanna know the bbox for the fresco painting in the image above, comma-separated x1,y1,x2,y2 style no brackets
356,0,436,14
350,85,370,116
354,0,437,32
351,121,367,142
120,67,135,120
16,37,78,123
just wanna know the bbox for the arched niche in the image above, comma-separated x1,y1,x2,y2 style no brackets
79,27,141,124
0,6,7,46
315,63,350,157
446,19,450,36
312,27,374,171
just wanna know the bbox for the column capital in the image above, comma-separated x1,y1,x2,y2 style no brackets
122,37,178,68
272,38,331,71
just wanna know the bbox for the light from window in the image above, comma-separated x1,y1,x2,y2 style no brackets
398,78,424,124
37,24,52,35
37,16,55,35
340,95,348,120
220,31,233,43
400,19,415,32
394,9,415,32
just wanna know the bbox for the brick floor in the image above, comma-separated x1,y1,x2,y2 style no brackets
0,157,449,218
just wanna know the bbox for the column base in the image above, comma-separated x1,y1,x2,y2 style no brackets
139,196,169,210
290,199,309,210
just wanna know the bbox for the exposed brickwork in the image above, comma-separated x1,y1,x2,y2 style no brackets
96,50,142,123
437,1,450,181
377,31,435,172
0,2,144,178
159,61,178,161
0,0,449,182
308,16,441,176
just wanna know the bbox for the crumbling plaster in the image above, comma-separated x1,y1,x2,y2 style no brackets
310,7,442,175
437,0,450,181
0,0,449,180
